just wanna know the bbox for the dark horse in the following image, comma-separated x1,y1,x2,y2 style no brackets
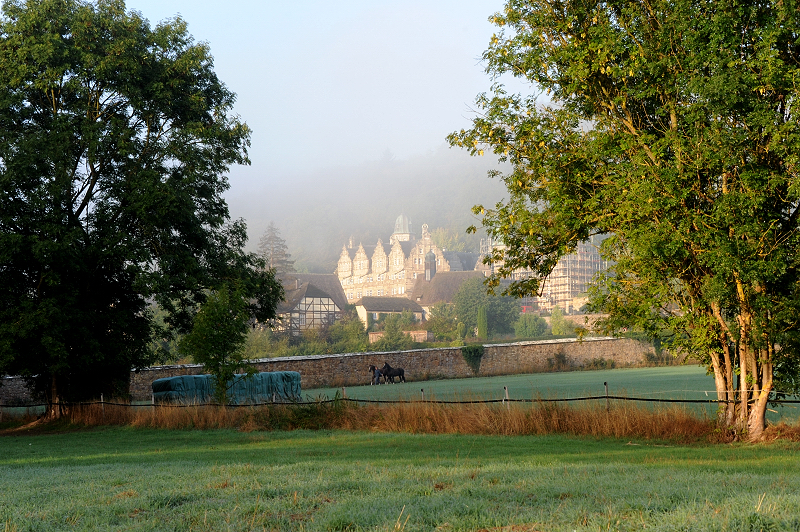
368,364,383,385
381,363,405,383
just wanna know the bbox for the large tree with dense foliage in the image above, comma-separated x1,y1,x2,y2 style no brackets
0,0,282,414
449,0,800,439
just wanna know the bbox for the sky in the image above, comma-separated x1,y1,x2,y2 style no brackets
124,0,531,259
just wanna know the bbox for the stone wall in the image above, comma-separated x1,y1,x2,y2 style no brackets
0,376,34,404
2,336,655,403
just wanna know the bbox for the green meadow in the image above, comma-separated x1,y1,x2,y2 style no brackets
3,427,800,531
4,367,800,531
308,366,800,424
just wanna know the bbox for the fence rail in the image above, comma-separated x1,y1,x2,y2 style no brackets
3,393,800,409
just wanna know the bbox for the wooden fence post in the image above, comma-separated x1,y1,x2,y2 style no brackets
604,382,609,412
504,386,510,410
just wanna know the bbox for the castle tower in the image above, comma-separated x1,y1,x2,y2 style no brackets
424,250,437,281
389,213,413,244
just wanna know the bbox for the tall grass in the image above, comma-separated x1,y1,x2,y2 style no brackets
29,397,726,443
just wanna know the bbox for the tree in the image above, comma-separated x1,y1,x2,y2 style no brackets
327,306,368,354
549,307,574,336
257,222,295,275
477,305,488,339
514,313,548,338
370,314,414,352
427,302,458,341
0,0,283,416
449,0,800,439
178,285,253,405
430,227,470,253
453,277,519,337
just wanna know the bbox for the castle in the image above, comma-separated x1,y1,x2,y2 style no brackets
335,214,483,302
336,215,609,315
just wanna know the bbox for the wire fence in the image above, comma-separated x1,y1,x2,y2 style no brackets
4,390,800,409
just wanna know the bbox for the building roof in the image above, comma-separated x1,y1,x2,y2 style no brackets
374,240,391,255
409,270,485,306
443,251,481,271
356,296,424,313
280,273,349,311
393,213,411,235
398,241,415,257
342,246,357,260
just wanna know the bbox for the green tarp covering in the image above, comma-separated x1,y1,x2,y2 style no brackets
152,371,301,404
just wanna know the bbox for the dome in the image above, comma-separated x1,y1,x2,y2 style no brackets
393,214,410,235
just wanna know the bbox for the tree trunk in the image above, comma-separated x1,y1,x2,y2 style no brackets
748,389,770,441
711,303,737,426
747,351,774,441
44,375,63,420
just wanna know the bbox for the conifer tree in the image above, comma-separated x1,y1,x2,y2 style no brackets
257,222,295,275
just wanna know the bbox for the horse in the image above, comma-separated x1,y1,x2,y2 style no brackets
368,364,383,385
381,363,405,383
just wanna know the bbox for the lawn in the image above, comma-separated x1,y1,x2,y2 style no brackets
3,427,800,531
307,366,800,424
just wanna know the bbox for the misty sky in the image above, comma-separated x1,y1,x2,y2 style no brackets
126,0,532,262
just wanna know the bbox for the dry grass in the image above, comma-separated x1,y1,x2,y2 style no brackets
24,398,727,443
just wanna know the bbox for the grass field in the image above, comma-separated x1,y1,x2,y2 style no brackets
306,366,800,424
3,427,800,531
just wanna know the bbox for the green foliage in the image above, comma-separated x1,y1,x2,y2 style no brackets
430,226,478,253
398,308,417,329
461,344,484,374
549,307,575,336
453,277,519,338
0,0,282,406
477,306,488,339
449,0,800,436
257,221,295,275
427,303,459,341
326,309,368,354
178,286,255,404
369,314,414,352
240,328,269,360
514,313,548,339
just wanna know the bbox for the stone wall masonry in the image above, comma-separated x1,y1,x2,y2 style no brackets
123,336,657,401
0,376,34,405
3,337,655,403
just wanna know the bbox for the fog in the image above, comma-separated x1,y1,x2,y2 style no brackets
123,0,532,271
227,146,509,273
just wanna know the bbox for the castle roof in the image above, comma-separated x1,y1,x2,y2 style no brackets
398,241,415,257
409,271,485,306
442,251,481,271
356,296,423,314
